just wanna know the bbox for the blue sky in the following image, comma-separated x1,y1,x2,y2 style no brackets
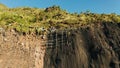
0,0,120,14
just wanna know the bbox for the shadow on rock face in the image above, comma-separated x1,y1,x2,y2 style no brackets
43,22,120,68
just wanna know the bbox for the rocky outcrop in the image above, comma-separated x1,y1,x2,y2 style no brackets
44,22,120,68
0,22,120,68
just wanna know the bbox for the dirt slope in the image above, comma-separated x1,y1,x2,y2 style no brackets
0,30,46,68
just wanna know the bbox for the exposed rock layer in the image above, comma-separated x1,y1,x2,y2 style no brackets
0,30,46,68
44,22,120,68
0,22,120,68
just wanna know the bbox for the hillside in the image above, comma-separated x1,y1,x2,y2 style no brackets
0,5,120,34
0,4,120,68
0,3,8,9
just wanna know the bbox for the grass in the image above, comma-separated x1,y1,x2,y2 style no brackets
0,4,120,35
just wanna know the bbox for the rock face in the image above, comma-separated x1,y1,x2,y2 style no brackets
0,30,46,68
44,22,120,68
0,22,120,68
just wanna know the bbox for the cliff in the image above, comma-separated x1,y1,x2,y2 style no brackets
0,29,46,68
44,22,120,68
0,22,120,68
0,4,120,68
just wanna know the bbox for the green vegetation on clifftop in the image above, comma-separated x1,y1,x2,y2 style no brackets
0,4,120,34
